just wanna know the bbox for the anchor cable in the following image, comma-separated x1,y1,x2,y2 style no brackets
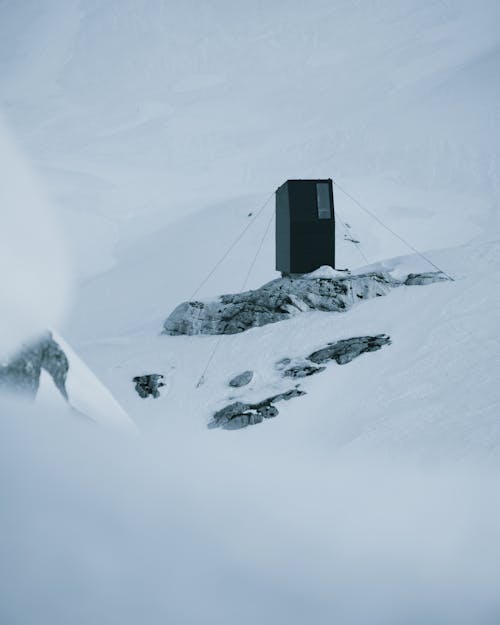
335,207,371,266
190,191,275,300
333,180,455,281
195,197,275,388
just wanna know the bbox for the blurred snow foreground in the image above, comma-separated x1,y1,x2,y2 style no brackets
0,117,70,358
0,331,136,432
0,118,134,432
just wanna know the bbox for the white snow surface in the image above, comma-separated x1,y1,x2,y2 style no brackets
304,265,350,279
48,332,136,433
0,116,71,358
1,1,500,624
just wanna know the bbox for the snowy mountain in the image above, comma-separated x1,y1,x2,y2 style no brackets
1,1,500,624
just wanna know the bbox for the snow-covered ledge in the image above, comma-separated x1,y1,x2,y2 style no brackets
162,269,448,336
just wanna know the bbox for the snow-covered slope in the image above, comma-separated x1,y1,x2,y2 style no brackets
1,1,500,624
78,240,500,459
2,241,500,625
48,332,136,433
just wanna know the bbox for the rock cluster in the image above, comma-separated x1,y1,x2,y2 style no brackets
163,271,446,336
282,335,391,378
308,334,390,365
228,370,254,388
210,334,391,430
133,374,165,399
208,388,305,430
283,362,326,378
404,272,449,286
0,332,69,400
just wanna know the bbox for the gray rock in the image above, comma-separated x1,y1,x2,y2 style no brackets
214,401,249,420
209,332,392,430
0,332,69,400
254,404,279,419
404,271,448,286
283,362,326,378
222,412,264,430
133,374,165,399
209,387,306,430
308,334,391,365
228,370,254,388
265,388,306,403
163,270,442,336
208,402,265,430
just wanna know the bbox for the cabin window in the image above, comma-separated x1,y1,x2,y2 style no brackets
316,182,331,219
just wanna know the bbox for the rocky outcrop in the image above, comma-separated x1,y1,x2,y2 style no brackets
0,332,69,400
213,334,391,430
209,387,305,430
307,334,390,365
229,370,254,388
283,362,326,378
280,335,391,378
133,374,165,398
163,271,446,336
404,272,449,286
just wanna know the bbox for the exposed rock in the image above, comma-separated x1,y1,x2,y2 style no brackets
208,402,268,430
404,271,448,286
308,334,391,365
133,374,165,399
210,333,391,430
0,332,69,400
266,388,306,403
252,404,279,419
229,370,254,388
209,387,306,430
163,271,419,336
283,362,326,378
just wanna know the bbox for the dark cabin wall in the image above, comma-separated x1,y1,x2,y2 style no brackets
276,179,335,275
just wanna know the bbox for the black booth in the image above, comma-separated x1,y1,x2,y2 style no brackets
275,179,335,275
